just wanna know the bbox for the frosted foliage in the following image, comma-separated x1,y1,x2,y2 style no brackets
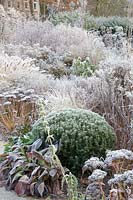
83,157,104,172
13,22,105,64
108,170,133,185
84,149,133,199
88,169,107,181
104,149,133,166
0,54,38,74
3,44,52,59
45,78,82,113
44,76,107,113
13,21,53,46
99,56,132,73
0,54,48,92
83,149,133,175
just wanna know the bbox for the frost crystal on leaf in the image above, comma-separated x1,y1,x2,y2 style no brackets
104,149,133,167
88,169,107,181
83,157,104,173
108,170,133,186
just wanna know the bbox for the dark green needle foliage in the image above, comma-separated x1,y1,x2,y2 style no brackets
30,109,116,174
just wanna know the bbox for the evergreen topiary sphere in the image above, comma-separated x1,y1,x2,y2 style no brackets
31,109,116,174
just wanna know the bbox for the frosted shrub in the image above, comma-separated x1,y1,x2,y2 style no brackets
13,21,105,64
49,11,133,33
75,55,133,149
3,43,52,61
49,10,84,26
29,109,115,173
84,15,133,32
45,25,105,63
13,20,53,46
44,76,107,113
98,55,132,72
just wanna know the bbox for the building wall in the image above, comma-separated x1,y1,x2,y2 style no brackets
0,0,132,17
0,0,79,13
0,0,40,18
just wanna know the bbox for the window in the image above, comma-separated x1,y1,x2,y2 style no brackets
33,0,37,10
17,2,20,9
24,1,28,9
33,3,37,9
8,1,12,7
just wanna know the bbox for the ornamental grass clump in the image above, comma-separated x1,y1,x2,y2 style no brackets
29,109,116,174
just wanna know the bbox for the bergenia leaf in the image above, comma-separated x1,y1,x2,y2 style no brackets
31,139,42,151
13,160,24,169
15,182,27,196
30,182,36,196
49,168,57,178
12,172,23,184
37,182,45,197
19,175,30,184
32,150,44,161
31,166,40,177
8,153,20,161
38,169,49,180
32,150,49,167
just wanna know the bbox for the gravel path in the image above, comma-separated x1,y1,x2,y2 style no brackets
0,187,28,200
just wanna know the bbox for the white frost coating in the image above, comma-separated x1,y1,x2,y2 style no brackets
88,169,107,181
108,170,133,185
83,157,104,172
104,149,133,166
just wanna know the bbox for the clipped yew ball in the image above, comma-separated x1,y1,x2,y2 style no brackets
31,109,116,174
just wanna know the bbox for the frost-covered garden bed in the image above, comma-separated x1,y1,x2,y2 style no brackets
0,4,133,200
